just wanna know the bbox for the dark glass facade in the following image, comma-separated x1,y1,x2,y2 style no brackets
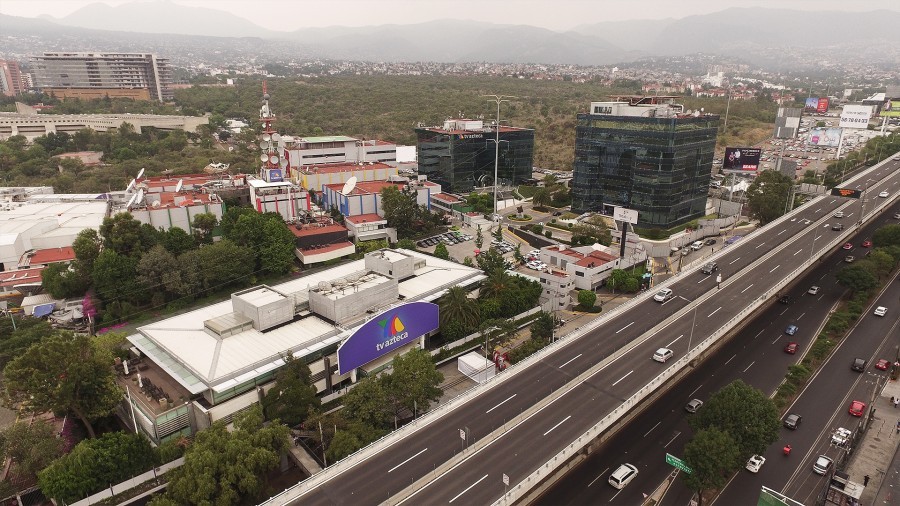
571,114,719,228
415,127,534,193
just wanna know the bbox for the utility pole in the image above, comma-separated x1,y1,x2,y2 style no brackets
482,95,517,220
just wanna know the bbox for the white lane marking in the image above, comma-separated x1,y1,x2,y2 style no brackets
615,322,634,334
644,421,662,437
543,415,572,436
754,329,765,339
814,208,821,213
772,335,781,344
667,335,684,348
780,308,788,315
664,431,681,448
689,384,703,396
756,243,766,248
797,312,805,320
588,467,610,487
769,264,781,273
778,229,786,236
815,235,822,241
708,307,722,318
448,474,489,503
743,361,755,373
724,354,736,365
729,257,741,264
697,276,709,284
558,354,582,369
741,284,754,293
793,249,802,256
485,394,518,414
612,370,633,386
388,448,428,473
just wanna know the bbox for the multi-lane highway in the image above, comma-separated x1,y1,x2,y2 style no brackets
272,157,899,505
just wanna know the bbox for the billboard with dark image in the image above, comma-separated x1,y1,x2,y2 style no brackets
723,147,761,172
804,97,820,111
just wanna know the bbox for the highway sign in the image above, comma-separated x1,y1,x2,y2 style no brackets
665,453,693,474
831,187,863,199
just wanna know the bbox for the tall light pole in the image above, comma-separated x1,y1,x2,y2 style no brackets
483,94,517,219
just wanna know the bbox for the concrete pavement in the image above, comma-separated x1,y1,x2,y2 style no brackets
846,376,900,505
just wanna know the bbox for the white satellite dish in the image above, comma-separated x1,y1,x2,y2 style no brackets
269,155,279,164
271,133,281,142
262,133,271,142
259,141,268,149
136,189,144,204
279,158,288,168
126,179,136,192
342,176,358,195
136,168,145,180
175,179,183,193
125,193,137,208
260,153,269,162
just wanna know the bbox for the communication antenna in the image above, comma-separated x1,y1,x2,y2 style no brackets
175,179,184,193
126,179,136,192
125,193,137,208
262,133,271,142
272,133,281,142
260,153,269,162
135,189,145,204
259,141,268,149
136,168,145,180
269,155,279,165
342,176,358,195
279,157,288,168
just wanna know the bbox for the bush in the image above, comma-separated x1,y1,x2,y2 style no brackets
577,290,596,308
544,230,553,238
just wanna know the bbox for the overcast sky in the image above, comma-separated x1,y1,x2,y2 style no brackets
2,0,899,31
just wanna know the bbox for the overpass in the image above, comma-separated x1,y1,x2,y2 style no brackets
263,157,900,505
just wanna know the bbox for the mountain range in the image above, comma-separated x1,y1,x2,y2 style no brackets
4,2,900,67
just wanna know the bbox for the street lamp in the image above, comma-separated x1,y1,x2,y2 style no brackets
482,94,517,219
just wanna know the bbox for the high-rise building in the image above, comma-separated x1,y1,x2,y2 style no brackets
571,96,719,228
31,52,173,102
415,119,534,193
0,60,26,96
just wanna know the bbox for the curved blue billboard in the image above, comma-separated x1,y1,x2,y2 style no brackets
337,301,439,375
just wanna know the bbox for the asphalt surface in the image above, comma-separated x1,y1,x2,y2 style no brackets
284,158,900,505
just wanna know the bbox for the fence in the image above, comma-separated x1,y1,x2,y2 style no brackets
69,457,184,506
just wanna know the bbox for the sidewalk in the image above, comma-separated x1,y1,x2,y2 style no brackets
845,376,900,504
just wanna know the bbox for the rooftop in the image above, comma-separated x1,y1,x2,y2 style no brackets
345,213,386,225
0,267,44,290
299,161,394,175
28,247,75,265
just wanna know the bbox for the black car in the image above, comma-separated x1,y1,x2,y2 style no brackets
784,413,802,429
553,211,563,216
832,223,844,231
704,238,716,246
778,295,794,304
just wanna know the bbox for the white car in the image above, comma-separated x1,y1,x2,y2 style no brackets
831,427,852,446
813,455,833,475
879,191,890,198
652,348,674,363
608,463,638,489
745,455,766,473
874,306,887,317
833,211,844,218
690,240,704,251
653,288,674,302
807,286,820,295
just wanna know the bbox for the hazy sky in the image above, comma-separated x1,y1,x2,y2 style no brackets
2,0,899,31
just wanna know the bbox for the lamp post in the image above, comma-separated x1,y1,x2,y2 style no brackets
482,94,517,220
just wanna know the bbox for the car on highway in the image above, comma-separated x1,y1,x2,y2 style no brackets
745,455,765,473
700,262,718,275
852,358,867,372
685,399,704,413
785,324,799,336
653,288,674,302
878,190,890,198
832,427,852,446
849,400,866,417
842,243,853,250
784,413,802,429
832,223,844,231
652,348,674,363
875,359,890,371
833,211,844,218
861,240,872,248
608,463,638,489
778,294,794,304
807,286,820,295
874,306,887,316
784,342,798,354
845,255,855,263
813,455,834,475
894,213,900,219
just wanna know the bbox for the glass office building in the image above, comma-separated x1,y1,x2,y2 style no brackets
415,119,534,193
571,99,719,228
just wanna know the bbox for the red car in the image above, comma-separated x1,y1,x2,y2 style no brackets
842,243,853,250
784,342,799,354
876,359,890,371
849,400,866,417
861,240,873,248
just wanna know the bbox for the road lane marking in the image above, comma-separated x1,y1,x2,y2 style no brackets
689,384,703,397
664,431,681,448
644,421,661,437
772,335,781,344
756,242,766,248
612,370,633,386
769,264,780,273
485,394,518,414
741,284,754,293
697,276,709,283
797,312,805,320
558,355,582,369
708,307,721,318
724,354,736,365
743,361,755,373
778,229,786,236
666,335,684,348
754,329,765,339
448,474,489,503
615,322,634,334
729,257,741,264
543,415,571,436
388,448,428,473
780,308,788,315
588,467,610,487
794,249,802,256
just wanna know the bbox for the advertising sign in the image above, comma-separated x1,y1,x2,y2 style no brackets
839,105,873,129
613,206,638,225
830,187,863,199
816,97,829,114
723,147,762,172
807,127,842,147
337,301,439,375
881,99,900,118
804,97,819,112
774,107,802,139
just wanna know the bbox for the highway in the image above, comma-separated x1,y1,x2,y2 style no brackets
533,199,900,505
276,158,900,505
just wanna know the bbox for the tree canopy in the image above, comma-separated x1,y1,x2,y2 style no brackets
261,353,320,427
745,170,793,225
687,380,780,459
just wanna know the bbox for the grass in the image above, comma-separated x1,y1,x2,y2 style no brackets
516,186,539,198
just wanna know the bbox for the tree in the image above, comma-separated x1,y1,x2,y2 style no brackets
99,212,147,257
873,224,900,248
475,247,507,274
3,332,122,438
836,264,878,293
493,224,504,241
688,380,780,459
261,354,320,427
258,218,297,275
161,227,196,256
529,311,556,340
532,187,552,209
0,420,64,482
606,268,629,292
680,428,742,506
92,249,140,303
41,262,90,299
326,421,385,463
381,185,418,238
437,286,480,330
745,170,793,225
479,318,518,353
577,290,597,309
38,431,155,504
433,242,450,260
154,406,290,506
384,348,444,419
0,318,52,369
342,376,393,429
480,269,513,300
136,245,179,296
196,239,256,290
396,238,417,250
475,225,484,248
71,227,102,277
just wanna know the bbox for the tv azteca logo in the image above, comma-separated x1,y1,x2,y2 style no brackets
375,314,410,351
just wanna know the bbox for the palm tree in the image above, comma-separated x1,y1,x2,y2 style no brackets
532,187,552,209
480,270,512,300
438,286,480,329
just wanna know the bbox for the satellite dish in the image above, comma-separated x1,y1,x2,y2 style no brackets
135,189,145,204
175,179,183,193
269,155,279,164
262,133,271,142
126,179,136,192
279,158,288,168
125,193,137,208
272,133,281,142
259,141,268,149
342,176,358,195
136,168,145,180
260,153,269,162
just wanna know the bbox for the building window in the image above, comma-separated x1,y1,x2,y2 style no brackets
575,271,585,277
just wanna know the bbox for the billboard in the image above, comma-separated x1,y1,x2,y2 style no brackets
613,206,638,224
774,107,802,139
830,187,863,199
337,301,439,375
723,147,761,172
804,97,829,114
839,105,873,129
881,99,900,118
807,127,842,147
816,97,829,113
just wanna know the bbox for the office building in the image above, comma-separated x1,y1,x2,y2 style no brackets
571,96,719,228
0,60,26,96
415,119,534,193
31,52,173,102
279,135,398,172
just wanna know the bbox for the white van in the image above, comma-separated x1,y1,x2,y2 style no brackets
609,463,638,489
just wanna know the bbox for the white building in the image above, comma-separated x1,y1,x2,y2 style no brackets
538,243,647,290
297,161,399,192
280,135,398,172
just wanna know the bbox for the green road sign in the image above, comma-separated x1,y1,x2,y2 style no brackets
665,453,693,474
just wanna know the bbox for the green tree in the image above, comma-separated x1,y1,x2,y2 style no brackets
873,224,900,247
41,262,90,299
475,225,484,248
0,318,52,369
532,187,552,209
606,268,629,292
258,218,297,275
384,348,444,418
38,431,155,504
493,224,504,241
342,376,392,429
688,380,780,459
161,227,196,256
475,247,507,274
836,264,878,293
381,185,418,238
529,311,556,340
92,249,140,303
681,428,742,506
326,422,385,463
99,212,147,257
155,406,290,506
0,420,64,482
433,242,450,260
396,238,417,250
136,245,179,299
261,353,320,427
480,269,513,300
3,332,122,438
196,239,256,290
437,286,480,330
577,290,597,309
479,318,518,352
745,170,793,225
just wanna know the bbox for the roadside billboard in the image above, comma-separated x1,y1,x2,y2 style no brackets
774,107,802,139
839,105,873,129
723,147,761,172
830,187,863,199
807,127,842,147
337,301,439,375
816,97,829,114
881,99,900,118
804,97,829,114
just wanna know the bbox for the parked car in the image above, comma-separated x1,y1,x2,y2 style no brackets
875,359,890,371
746,455,766,473
704,238,716,246
690,240,704,250
849,400,866,417
831,427,852,446
813,455,833,475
